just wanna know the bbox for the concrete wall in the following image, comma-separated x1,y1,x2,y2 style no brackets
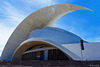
0,61,100,67
62,42,100,60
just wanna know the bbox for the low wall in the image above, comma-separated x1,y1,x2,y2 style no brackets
0,60,100,67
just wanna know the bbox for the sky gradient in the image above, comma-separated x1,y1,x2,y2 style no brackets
0,0,100,56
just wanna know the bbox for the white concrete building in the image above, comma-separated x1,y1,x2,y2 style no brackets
1,4,99,61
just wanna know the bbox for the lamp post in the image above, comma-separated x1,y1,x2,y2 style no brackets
80,40,84,61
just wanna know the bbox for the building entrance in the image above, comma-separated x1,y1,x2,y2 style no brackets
22,49,69,61
22,51,44,61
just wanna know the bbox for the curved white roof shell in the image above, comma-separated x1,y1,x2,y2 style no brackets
0,4,93,61
28,27,85,44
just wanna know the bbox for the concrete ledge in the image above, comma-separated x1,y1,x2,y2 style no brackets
0,60,100,67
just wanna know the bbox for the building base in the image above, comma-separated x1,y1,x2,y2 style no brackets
0,60,100,67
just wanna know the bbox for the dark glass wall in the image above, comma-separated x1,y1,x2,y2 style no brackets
48,49,69,60
22,49,69,61
22,51,44,61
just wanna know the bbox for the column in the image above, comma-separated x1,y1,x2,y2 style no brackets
44,50,48,60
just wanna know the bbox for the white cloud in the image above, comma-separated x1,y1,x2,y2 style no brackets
0,2,25,26
22,0,57,7
86,37,100,42
0,2,26,56
53,21,74,32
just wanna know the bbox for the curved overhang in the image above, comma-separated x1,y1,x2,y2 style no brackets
1,4,94,60
12,38,82,61
28,27,84,44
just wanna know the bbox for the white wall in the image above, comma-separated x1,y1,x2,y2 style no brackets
62,42,100,61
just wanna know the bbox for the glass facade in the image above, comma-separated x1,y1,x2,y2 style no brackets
22,49,69,61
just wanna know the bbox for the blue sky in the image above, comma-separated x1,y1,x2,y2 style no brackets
0,0,99,56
